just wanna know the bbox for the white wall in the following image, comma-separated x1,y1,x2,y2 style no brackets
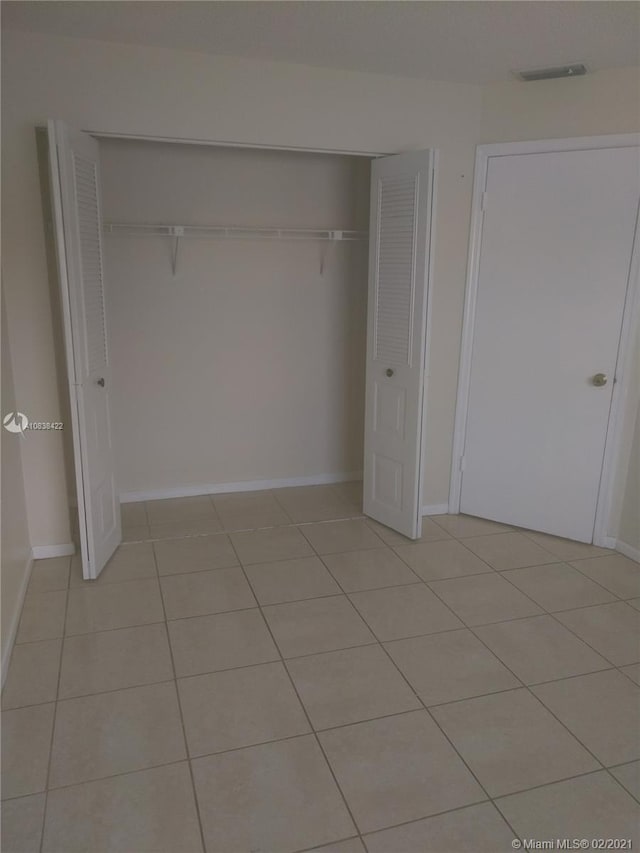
1,288,32,675
479,68,640,547
100,139,370,495
1,28,482,545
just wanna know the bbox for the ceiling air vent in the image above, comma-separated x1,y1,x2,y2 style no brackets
515,63,587,82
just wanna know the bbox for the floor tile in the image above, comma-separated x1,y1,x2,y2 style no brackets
462,532,557,570
218,506,292,530
148,517,223,539
178,661,309,755
212,489,279,512
145,495,216,525
502,561,616,611
274,485,358,523
432,688,597,796
42,763,203,853
16,590,67,643
120,501,147,528
70,542,157,586
307,839,365,853
366,517,451,547
122,524,152,542
231,525,314,564
58,623,173,699
168,608,278,677
363,802,513,853
2,639,62,709
301,519,385,555
570,554,640,599
332,481,363,506
160,567,255,620
1,703,55,799
287,644,420,729
349,584,463,641
213,491,294,528
394,539,493,581
621,663,640,686
611,761,640,800
192,735,355,852
628,597,640,611
555,602,640,665
496,771,640,844
432,513,511,538
27,557,70,595
427,572,542,626
385,629,519,706
49,682,185,788
319,710,484,833
1,793,46,853
523,530,613,561
475,615,610,684
322,547,419,592
263,595,375,658
532,670,640,766
153,533,237,576
245,555,341,605
65,578,164,635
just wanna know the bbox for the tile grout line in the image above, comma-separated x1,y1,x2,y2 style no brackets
151,542,209,853
38,556,71,853
3,660,625,716
224,531,368,849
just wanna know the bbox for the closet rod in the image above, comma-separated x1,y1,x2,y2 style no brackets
104,223,367,241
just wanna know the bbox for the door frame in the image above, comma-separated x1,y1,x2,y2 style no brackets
449,133,640,547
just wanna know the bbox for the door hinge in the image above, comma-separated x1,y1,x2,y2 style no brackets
459,456,466,472
481,192,488,212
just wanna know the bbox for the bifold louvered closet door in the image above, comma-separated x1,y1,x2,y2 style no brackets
363,150,435,539
48,121,121,579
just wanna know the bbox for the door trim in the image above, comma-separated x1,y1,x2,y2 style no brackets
449,133,640,546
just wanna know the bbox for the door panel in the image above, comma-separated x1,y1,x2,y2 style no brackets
461,146,639,542
48,120,121,578
363,150,435,539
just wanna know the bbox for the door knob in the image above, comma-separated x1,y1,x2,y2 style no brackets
592,373,607,387
97,377,105,387
386,368,394,377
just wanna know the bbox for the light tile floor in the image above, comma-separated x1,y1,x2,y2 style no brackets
2,483,640,852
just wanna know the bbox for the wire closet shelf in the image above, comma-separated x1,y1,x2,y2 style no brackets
103,222,367,275
104,223,367,241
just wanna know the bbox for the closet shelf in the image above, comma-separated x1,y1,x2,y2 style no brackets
104,223,367,241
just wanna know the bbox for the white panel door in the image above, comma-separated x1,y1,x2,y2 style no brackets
363,150,435,539
48,120,121,579
461,146,639,542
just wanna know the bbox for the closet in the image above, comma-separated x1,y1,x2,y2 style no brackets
47,122,435,578
99,139,371,503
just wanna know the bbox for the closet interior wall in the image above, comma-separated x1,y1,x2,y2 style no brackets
99,139,371,499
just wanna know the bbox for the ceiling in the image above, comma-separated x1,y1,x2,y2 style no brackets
2,1,639,84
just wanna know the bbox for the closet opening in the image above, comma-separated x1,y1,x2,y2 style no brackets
99,137,373,505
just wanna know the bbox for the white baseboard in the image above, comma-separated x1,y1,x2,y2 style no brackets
616,539,640,563
1,553,33,687
422,503,449,516
121,472,363,504
31,543,76,559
